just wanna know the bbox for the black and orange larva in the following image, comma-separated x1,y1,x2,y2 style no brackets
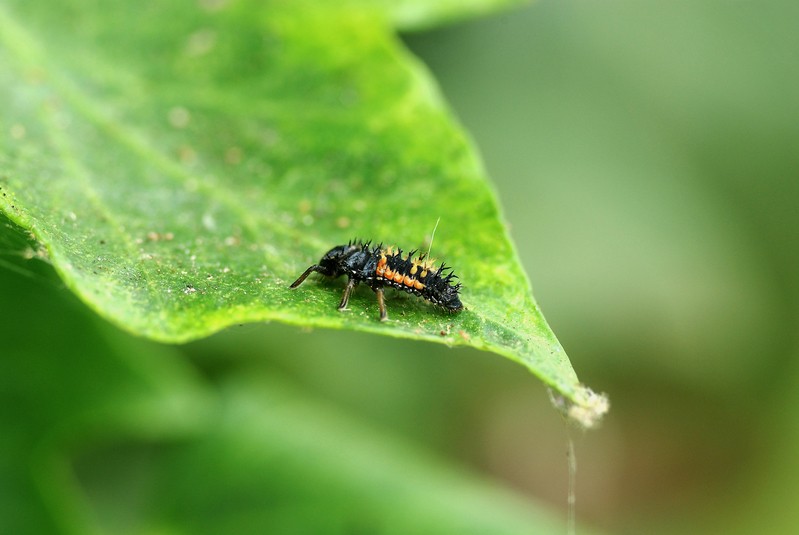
290,240,463,321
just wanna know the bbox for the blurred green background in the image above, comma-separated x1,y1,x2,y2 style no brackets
407,0,799,532
3,0,798,533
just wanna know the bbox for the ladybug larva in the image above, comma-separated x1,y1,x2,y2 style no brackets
290,240,463,322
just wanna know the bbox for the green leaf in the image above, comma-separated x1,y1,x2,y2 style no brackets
0,0,606,424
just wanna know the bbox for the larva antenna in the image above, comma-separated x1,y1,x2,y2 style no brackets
426,217,441,260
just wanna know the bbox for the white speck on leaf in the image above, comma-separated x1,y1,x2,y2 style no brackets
202,213,216,231
168,106,191,128
185,29,217,57
10,124,26,139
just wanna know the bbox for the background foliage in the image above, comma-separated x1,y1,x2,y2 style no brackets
405,0,799,532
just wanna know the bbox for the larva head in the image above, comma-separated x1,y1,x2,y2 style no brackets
316,243,358,277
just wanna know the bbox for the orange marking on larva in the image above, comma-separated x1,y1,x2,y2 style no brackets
410,264,418,275
413,280,424,290
384,267,394,279
393,271,404,283
376,264,386,277
403,275,414,287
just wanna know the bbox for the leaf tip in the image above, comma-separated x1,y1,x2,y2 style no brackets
549,385,610,430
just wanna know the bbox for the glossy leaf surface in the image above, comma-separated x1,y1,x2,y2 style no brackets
0,0,604,422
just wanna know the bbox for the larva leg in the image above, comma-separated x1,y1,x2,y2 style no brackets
374,287,388,322
338,278,356,311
